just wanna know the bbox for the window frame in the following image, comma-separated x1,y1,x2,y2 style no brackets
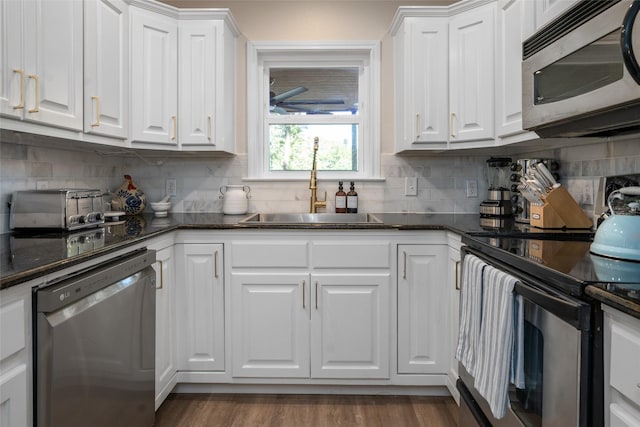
246,41,381,181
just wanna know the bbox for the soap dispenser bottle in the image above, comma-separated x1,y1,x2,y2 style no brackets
335,182,347,213
347,181,358,213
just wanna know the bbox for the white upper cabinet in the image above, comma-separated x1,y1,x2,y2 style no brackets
178,18,237,152
0,0,83,130
495,0,537,142
533,0,580,32
84,0,128,139
449,2,495,144
393,17,449,150
130,6,178,147
391,1,502,152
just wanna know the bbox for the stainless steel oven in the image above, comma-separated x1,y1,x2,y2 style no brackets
457,246,602,427
522,0,640,137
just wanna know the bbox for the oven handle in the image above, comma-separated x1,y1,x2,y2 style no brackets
622,0,640,85
462,246,591,331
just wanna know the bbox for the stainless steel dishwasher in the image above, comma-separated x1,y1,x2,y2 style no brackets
34,248,156,427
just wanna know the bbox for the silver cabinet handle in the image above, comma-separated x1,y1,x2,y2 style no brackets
455,260,461,290
207,114,212,140
171,115,177,140
302,280,306,309
415,113,421,139
450,112,456,138
214,250,219,278
315,282,318,310
403,251,407,280
156,259,164,289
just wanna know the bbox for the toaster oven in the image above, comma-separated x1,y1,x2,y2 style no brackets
10,189,105,231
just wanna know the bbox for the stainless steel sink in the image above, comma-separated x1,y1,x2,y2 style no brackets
239,212,383,224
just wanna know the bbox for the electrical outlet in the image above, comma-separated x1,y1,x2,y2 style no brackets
36,180,49,190
466,180,478,198
166,179,177,197
405,177,418,196
582,180,594,205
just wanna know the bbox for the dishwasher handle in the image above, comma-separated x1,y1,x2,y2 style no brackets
36,249,156,313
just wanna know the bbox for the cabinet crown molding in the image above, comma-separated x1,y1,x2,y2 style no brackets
126,0,241,35
389,0,497,35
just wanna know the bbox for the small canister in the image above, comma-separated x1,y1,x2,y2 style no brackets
220,185,251,215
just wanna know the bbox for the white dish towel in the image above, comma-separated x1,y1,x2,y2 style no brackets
455,254,487,377
474,265,520,419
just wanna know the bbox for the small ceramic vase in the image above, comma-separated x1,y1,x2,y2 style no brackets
115,174,146,215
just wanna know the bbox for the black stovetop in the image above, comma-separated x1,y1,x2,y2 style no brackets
462,232,640,306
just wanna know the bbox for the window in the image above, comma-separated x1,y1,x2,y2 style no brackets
247,41,381,180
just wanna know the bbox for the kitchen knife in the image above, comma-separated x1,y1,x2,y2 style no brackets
536,162,561,189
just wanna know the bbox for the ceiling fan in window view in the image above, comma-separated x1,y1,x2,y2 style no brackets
269,86,354,115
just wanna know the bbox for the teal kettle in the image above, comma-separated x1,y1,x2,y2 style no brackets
591,186,640,262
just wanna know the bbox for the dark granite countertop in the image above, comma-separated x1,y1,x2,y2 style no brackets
1,211,636,319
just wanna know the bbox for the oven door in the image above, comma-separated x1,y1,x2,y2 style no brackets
458,247,595,427
522,0,640,136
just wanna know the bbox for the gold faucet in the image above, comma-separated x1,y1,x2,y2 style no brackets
309,137,327,213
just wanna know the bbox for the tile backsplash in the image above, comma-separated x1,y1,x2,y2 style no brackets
1,130,638,234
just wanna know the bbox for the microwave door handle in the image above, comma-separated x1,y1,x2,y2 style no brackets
622,0,640,85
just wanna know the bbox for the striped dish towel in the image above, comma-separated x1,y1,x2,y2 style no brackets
474,265,519,419
455,254,487,377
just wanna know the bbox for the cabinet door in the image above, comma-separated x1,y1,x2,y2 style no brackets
130,7,178,146
5,0,83,130
176,244,225,371
178,21,216,147
397,245,448,374
231,272,310,378
394,17,449,149
447,244,461,398
0,366,28,427
0,0,25,118
153,245,176,410
534,0,579,31
84,0,128,139
310,273,390,379
496,0,527,138
449,3,495,143
0,282,32,427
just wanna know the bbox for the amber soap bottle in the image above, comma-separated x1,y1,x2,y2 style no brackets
335,181,347,213
347,181,358,213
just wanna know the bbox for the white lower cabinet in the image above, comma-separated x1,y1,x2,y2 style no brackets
397,244,449,375
176,243,225,371
603,306,640,426
149,239,177,410
447,234,462,401
230,235,391,380
311,273,390,379
0,280,35,427
231,272,310,378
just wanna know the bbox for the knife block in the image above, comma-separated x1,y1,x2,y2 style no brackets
529,186,593,229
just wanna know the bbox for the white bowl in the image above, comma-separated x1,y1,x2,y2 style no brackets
150,202,171,212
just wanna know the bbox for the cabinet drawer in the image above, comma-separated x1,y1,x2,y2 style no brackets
0,298,26,361
231,241,308,268
610,321,640,406
312,241,390,268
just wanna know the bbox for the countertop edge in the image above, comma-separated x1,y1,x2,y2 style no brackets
0,221,452,289
586,285,640,320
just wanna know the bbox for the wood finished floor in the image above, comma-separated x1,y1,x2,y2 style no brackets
154,394,460,427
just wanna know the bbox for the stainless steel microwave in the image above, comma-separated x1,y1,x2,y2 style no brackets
522,0,640,137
